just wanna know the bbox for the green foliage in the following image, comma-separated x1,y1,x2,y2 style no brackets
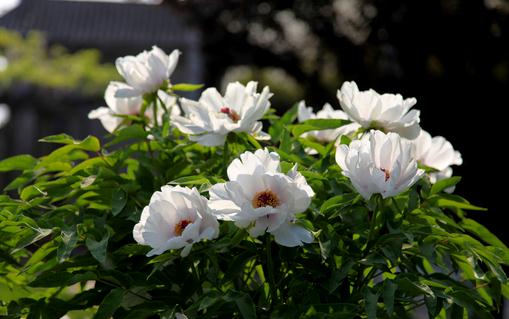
0,28,118,96
0,101,507,318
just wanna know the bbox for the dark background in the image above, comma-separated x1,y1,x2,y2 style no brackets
1,0,508,243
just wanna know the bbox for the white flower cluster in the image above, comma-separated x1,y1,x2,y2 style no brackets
299,81,462,197
92,48,462,257
88,46,181,132
133,149,315,256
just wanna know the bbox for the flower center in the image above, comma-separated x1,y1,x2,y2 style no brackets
174,219,192,236
220,107,240,123
252,190,280,208
380,168,391,182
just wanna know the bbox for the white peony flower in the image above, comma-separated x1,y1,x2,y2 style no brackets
88,82,179,133
336,130,424,200
172,81,272,146
208,149,314,247
115,46,180,97
411,130,462,184
0,104,10,129
297,101,361,148
133,185,219,257
337,81,421,139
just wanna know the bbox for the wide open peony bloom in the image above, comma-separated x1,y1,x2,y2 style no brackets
133,185,219,257
209,149,314,247
337,81,421,139
172,81,272,146
297,101,361,143
115,46,180,97
411,130,462,184
88,82,179,133
336,130,424,200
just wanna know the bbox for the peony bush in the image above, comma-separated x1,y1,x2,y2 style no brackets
0,46,507,318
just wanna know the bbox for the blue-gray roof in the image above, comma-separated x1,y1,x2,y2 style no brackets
0,0,200,52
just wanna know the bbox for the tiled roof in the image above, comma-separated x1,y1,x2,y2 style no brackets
0,0,199,50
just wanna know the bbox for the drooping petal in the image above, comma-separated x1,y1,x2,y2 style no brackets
189,133,227,147
271,222,313,247
411,130,462,187
88,107,121,133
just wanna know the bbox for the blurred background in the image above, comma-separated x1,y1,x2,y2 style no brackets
0,0,508,260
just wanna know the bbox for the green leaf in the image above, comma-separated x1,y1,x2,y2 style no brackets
298,138,328,155
396,277,434,297
224,291,256,319
86,231,110,264
37,136,100,166
38,133,76,145
171,83,204,91
223,251,257,282
111,189,127,216
169,175,210,186
67,271,97,286
461,218,507,249
94,288,124,319
20,185,47,201
279,128,292,153
320,194,358,214
268,104,298,143
106,124,148,147
448,303,464,319
73,135,101,151
238,132,262,149
325,260,355,293
68,158,106,176
364,289,378,319
383,280,397,316
235,294,256,319
199,295,222,311
3,171,36,190
0,155,37,172
430,176,461,195
433,197,487,211
473,248,508,283
291,119,351,137
29,272,73,287
280,103,299,125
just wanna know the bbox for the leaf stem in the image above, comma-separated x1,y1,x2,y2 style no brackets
265,235,278,305
367,197,381,246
